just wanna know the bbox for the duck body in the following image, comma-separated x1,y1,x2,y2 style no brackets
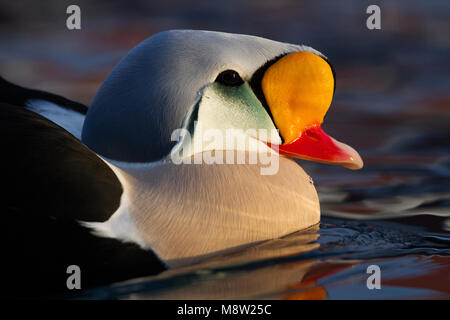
88,153,319,268
0,30,362,297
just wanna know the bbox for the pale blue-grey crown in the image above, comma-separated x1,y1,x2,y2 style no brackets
82,30,317,162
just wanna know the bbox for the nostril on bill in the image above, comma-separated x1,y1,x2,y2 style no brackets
305,128,321,142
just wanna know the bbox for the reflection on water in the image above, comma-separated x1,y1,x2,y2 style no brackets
1,0,449,299
83,210,449,299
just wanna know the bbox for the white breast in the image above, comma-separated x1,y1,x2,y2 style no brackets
85,152,320,268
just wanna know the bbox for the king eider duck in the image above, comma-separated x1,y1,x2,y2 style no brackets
0,30,362,297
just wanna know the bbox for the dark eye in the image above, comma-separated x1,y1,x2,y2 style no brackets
215,70,244,87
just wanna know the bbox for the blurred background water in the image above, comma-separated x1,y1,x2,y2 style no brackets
1,0,449,299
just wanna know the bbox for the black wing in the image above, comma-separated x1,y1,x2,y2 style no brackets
0,77,166,298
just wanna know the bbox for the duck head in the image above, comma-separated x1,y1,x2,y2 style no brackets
82,30,362,170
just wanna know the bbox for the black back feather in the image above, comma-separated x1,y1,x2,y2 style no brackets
0,77,166,298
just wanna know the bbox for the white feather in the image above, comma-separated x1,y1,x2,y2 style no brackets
83,153,320,268
26,99,85,140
